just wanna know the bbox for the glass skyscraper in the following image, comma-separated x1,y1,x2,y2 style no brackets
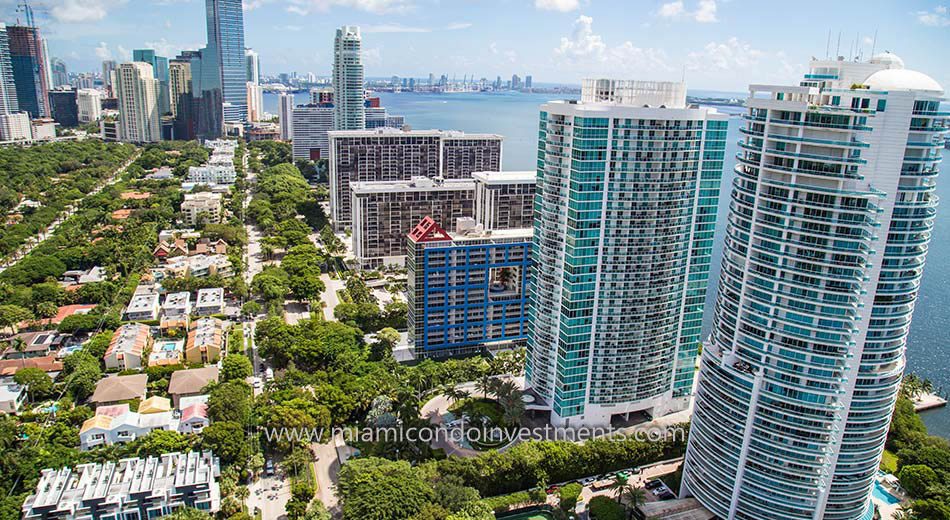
526,79,727,427
682,53,947,520
205,0,247,124
0,25,19,115
333,26,364,130
7,24,50,118
134,49,171,115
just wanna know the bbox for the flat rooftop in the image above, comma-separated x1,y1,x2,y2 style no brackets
472,171,536,185
328,127,503,140
351,177,475,194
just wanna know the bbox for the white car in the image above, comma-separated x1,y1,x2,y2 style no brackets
579,477,597,486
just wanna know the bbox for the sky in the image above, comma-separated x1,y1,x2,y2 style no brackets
2,0,949,92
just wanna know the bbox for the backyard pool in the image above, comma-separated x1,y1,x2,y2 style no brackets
872,480,902,506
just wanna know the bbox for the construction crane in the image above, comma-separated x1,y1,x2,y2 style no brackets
16,1,36,28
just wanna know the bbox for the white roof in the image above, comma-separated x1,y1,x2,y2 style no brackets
869,52,905,69
471,171,536,185
865,68,944,95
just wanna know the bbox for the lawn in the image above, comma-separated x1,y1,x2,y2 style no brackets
880,449,898,474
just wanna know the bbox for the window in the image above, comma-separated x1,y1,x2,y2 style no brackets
877,99,886,112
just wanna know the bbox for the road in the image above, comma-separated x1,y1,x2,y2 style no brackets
0,149,141,272
311,432,343,515
246,471,291,520
318,273,345,320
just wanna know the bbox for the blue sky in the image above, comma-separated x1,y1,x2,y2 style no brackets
3,0,949,92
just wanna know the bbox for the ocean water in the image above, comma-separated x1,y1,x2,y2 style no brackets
263,90,950,437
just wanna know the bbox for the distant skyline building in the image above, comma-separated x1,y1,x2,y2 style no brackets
333,25,364,130
114,62,161,143
0,111,30,141
472,171,536,230
246,81,263,122
133,49,170,115
8,24,51,118
328,128,503,230
170,54,196,140
526,79,727,427
205,0,248,124
278,91,293,140
291,103,333,160
76,88,101,123
50,57,67,88
244,48,260,85
101,59,116,95
525,75,532,88
0,25,19,115
683,53,947,520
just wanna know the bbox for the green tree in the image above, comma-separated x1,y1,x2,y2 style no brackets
588,496,625,520
221,353,253,382
445,502,493,520
132,430,194,457
241,301,262,318
201,421,250,466
558,483,583,512
207,380,252,424
900,465,939,498
336,457,433,520
13,367,53,401
0,305,32,330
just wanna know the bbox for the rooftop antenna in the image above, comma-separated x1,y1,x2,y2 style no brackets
825,29,831,59
870,29,878,57
836,31,842,59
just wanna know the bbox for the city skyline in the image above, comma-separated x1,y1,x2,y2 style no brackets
3,0,945,92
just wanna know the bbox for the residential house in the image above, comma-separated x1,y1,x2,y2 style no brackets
179,400,209,434
0,383,26,414
1,331,68,360
89,374,148,407
167,366,218,407
78,407,176,449
0,355,62,378
185,318,224,365
103,324,152,370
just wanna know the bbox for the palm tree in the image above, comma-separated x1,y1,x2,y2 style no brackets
10,337,26,369
476,376,494,399
608,475,629,498
443,386,471,403
622,485,647,512
235,485,250,505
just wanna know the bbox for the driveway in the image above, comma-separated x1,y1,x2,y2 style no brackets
247,471,291,520
318,273,345,321
311,432,344,515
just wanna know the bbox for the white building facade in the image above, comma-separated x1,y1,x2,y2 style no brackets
526,80,728,427
114,62,160,143
76,88,101,123
278,92,293,140
333,26,364,130
292,104,334,160
682,53,947,520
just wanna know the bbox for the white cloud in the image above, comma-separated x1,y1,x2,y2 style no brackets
658,0,717,23
142,38,203,59
116,45,131,62
687,37,762,71
361,47,382,67
94,41,112,60
363,24,430,33
535,0,580,12
50,0,127,23
917,5,950,26
282,0,414,15
445,22,472,30
274,24,303,31
658,1,684,18
554,15,670,74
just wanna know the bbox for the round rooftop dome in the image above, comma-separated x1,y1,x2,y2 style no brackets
865,68,944,95
869,51,905,69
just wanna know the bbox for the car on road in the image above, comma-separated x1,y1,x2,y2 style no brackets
578,477,597,486
265,459,275,476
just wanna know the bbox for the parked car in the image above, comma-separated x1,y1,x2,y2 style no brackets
265,459,275,476
579,476,597,486
645,479,664,489
545,485,561,494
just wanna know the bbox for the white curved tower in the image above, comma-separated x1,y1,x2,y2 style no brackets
683,54,947,519
526,79,728,427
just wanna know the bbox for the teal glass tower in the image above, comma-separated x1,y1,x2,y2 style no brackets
526,79,727,427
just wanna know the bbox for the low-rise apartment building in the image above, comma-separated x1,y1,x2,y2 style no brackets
195,288,225,316
185,318,224,365
103,324,152,370
162,292,191,318
181,192,222,226
123,291,159,322
187,165,236,185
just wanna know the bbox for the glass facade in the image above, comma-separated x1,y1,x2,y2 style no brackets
526,99,728,427
683,59,947,520
202,0,247,132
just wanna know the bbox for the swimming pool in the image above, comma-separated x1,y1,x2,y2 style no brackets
872,481,902,505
